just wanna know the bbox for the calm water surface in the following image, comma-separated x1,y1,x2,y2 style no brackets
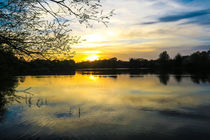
1,71,210,140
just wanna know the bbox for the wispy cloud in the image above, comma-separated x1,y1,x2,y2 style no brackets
143,9,210,25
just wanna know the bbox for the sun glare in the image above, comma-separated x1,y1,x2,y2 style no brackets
86,54,99,61
89,75,98,81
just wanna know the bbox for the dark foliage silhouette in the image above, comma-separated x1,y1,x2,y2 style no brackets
159,73,170,85
0,0,113,59
0,76,18,122
1,49,210,75
76,50,210,70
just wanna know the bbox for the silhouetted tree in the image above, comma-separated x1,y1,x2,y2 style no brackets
187,50,210,69
109,57,118,68
0,49,19,75
0,0,114,59
2,47,210,75
174,53,183,67
129,58,148,68
158,51,170,65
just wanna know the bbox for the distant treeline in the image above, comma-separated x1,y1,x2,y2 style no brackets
77,50,210,70
1,49,210,75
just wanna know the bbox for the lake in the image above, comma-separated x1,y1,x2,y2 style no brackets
1,70,210,140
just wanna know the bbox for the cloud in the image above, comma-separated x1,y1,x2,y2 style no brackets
72,0,210,61
143,9,210,25
191,45,210,51
183,15,210,25
160,9,210,22
142,21,158,25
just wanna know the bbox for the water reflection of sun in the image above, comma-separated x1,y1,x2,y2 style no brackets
86,54,99,61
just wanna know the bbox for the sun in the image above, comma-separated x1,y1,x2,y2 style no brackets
89,75,98,81
86,54,99,61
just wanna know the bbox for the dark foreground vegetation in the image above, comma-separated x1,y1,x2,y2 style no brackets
1,49,210,75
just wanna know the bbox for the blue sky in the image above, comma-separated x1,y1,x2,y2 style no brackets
71,0,210,61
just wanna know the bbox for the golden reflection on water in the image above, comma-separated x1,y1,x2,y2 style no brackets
13,73,210,135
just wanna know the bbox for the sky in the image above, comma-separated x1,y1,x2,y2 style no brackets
70,0,210,62
2,0,210,61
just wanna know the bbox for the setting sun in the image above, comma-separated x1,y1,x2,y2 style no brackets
86,54,99,61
